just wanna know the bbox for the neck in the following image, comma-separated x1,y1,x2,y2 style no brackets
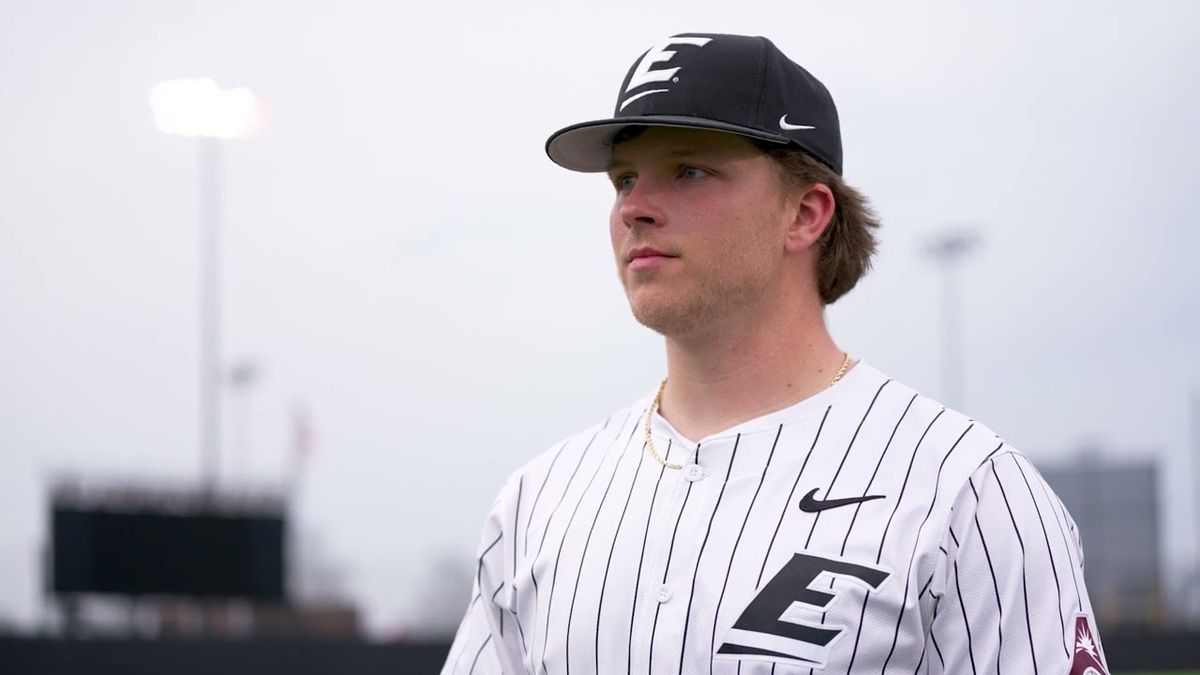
657,293,845,443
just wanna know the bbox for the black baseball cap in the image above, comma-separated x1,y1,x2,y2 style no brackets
545,33,843,175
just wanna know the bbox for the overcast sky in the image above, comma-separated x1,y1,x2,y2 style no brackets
2,0,1198,637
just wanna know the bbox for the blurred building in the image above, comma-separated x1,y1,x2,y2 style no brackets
1039,452,1163,629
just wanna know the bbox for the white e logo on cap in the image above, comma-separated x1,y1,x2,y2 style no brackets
620,36,712,111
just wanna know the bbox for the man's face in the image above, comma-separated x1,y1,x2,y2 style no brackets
607,127,795,339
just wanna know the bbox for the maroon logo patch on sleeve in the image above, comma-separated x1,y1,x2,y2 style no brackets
1069,614,1109,675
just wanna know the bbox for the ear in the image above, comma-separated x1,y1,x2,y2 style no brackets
783,182,836,255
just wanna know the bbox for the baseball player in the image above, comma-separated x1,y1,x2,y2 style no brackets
442,33,1109,675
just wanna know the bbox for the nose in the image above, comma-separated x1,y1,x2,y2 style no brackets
617,179,665,229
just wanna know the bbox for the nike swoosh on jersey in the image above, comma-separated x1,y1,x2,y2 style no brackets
798,488,886,513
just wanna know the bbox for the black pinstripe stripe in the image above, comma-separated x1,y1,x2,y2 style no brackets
913,639,927,675
873,409,947,565
838,394,918,557
449,593,482,673
952,558,979,675
490,584,505,638
803,381,892,549
541,413,634,675
843,408,946,674
526,427,606,674
813,391,917,642
512,610,528,665
793,383,896,674
759,409,832,675
525,441,569,556
492,584,505,641
710,425,783,675
991,455,1039,675
1034,469,1085,612
508,476,523,644
628,443,670,675
1064,517,1081,565
523,439,564,554
648,442,700,673
756,406,832,588
468,634,493,675
967,476,1003,675
918,573,934,599
514,475,523,583
564,418,641,674
597,437,648,674
877,425,978,674
679,435,741,674
478,531,503,590
1012,456,1070,658
929,600,944,670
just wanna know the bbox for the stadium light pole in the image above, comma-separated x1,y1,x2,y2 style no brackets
150,78,257,495
228,359,262,480
1192,390,1200,620
923,228,981,410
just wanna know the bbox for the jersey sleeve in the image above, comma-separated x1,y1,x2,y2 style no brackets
441,475,527,675
923,450,1110,675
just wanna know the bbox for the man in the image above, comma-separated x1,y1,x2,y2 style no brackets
442,33,1109,675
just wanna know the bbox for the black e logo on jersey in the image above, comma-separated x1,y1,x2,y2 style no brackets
716,553,890,667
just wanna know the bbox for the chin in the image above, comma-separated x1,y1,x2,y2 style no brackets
628,293,709,338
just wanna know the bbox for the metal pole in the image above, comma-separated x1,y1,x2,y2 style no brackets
229,361,259,480
940,258,962,409
1192,390,1200,612
199,137,221,494
924,229,979,410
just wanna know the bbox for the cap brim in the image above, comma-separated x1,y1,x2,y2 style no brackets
545,115,792,173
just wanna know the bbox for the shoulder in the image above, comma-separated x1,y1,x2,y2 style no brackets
855,361,1024,506
471,398,648,561
490,397,650,508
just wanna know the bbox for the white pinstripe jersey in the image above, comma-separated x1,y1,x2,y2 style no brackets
442,360,1109,675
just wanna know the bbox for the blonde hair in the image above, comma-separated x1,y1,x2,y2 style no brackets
759,145,881,305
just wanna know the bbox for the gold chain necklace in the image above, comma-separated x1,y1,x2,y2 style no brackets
643,353,852,470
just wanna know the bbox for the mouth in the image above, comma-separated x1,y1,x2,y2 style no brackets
627,247,677,263
627,247,677,271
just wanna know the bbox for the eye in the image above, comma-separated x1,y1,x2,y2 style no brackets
612,173,636,192
679,165,710,180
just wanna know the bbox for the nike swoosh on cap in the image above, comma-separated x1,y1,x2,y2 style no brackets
779,114,815,131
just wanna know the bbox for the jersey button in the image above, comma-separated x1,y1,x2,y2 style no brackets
656,585,673,603
684,464,706,482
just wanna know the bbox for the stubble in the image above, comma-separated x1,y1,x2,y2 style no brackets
619,231,779,340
